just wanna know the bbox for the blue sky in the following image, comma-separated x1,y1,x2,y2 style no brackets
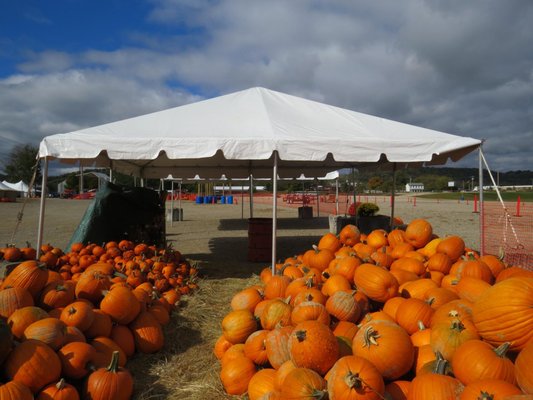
1,0,532,174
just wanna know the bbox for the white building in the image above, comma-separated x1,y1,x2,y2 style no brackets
405,182,424,192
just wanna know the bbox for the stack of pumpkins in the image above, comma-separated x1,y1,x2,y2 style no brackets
215,219,533,400
0,240,197,399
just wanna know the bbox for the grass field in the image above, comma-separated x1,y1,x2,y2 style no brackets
417,191,533,202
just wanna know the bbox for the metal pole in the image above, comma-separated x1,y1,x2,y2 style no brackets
352,168,357,224
271,153,278,273
316,179,320,217
170,180,174,228
79,163,84,194
249,175,254,218
178,181,182,221
479,146,484,255
36,157,49,257
390,163,397,231
335,178,339,215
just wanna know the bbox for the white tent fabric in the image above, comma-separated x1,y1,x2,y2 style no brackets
37,87,482,268
39,87,480,179
2,180,29,192
0,182,17,191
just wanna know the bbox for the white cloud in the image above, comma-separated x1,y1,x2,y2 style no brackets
1,0,532,172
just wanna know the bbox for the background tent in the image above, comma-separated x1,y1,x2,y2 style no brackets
2,180,30,197
37,87,482,267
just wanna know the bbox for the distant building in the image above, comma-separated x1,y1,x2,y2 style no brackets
405,182,424,192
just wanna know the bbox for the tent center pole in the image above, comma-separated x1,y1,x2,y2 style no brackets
271,153,278,273
170,180,174,228
249,175,254,218
36,157,49,257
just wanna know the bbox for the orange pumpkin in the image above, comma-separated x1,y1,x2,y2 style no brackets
327,355,385,399
289,320,340,376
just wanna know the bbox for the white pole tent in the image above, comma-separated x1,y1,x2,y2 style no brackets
38,87,482,271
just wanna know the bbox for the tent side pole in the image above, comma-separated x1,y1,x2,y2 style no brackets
316,179,320,217
271,154,278,273
390,163,397,230
178,181,182,221
36,157,49,257
352,168,357,224
170,180,174,228
249,175,254,218
479,146,484,256
335,178,339,215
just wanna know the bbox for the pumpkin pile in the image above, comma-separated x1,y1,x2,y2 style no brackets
214,219,533,399
0,240,197,399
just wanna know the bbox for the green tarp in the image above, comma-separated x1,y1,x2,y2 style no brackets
68,182,166,249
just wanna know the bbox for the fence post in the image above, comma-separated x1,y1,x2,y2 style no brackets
515,196,521,217
473,194,478,213
413,196,416,207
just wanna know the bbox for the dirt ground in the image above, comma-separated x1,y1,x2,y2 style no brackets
0,195,483,399
1,194,480,268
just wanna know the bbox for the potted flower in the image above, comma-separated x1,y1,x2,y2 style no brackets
355,202,391,234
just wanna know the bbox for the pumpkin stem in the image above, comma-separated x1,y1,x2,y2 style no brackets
478,392,495,400
433,351,450,375
56,378,66,390
107,351,120,373
345,373,387,400
450,320,465,332
295,330,307,343
363,326,380,347
310,389,329,400
344,372,363,390
417,320,426,331
494,342,511,358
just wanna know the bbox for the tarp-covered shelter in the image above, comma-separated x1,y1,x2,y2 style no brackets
38,87,482,268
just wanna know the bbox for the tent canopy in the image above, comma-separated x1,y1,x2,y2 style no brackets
38,87,481,179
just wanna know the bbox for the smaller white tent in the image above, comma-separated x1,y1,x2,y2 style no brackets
2,180,30,197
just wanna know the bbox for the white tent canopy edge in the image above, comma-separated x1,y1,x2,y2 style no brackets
37,87,482,270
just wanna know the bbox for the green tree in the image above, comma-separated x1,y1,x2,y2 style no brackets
368,176,384,191
2,144,40,185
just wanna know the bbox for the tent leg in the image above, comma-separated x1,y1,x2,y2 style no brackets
335,178,339,215
178,181,182,221
249,175,254,218
170,181,174,228
390,163,397,230
271,154,278,273
36,157,49,257
479,146,484,255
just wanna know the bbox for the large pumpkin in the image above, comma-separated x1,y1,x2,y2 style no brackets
221,309,258,344
404,219,433,249
129,310,164,353
279,367,327,400
327,355,385,400
515,338,533,393
289,320,340,376
353,263,399,303
472,277,533,351
4,339,62,393
0,381,33,400
451,340,515,385
352,320,414,381
0,260,48,299
219,356,256,396
100,285,141,325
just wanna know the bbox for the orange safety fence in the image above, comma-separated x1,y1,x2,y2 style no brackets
482,200,533,270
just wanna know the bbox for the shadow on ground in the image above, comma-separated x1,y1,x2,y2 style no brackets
180,234,323,279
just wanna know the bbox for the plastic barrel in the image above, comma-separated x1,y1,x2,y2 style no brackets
227,195,233,204
220,196,226,204
195,196,204,204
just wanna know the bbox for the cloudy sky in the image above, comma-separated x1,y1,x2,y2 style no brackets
1,0,532,173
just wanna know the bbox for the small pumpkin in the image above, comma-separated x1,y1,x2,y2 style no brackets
82,351,133,400
129,310,164,353
58,341,96,379
279,367,327,400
